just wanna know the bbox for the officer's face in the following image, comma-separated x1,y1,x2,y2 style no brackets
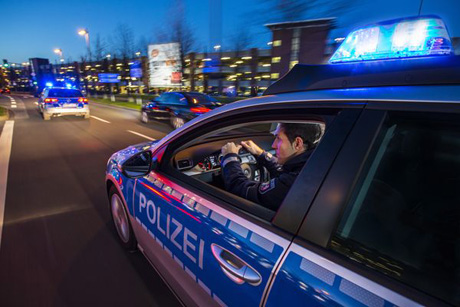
271,127,298,165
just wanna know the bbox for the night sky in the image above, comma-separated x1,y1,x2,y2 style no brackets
1,0,458,63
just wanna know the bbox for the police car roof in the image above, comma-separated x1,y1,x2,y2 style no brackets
264,56,460,96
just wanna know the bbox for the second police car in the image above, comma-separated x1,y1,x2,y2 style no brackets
105,16,459,306
38,85,90,120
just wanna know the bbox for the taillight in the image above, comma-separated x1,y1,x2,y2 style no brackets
44,98,58,103
78,98,88,103
190,107,211,113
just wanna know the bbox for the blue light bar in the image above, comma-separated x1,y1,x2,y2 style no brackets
45,82,53,87
329,16,453,63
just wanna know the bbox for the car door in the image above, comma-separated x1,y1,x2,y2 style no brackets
265,104,460,307
130,102,363,306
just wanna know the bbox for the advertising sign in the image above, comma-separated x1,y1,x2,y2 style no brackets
148,43,182,87
98,73,120,83
130,60,142,78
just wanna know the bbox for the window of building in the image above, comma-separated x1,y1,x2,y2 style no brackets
329,112,460,306
273,40,282,47
272,57,281,63
271,73,279,79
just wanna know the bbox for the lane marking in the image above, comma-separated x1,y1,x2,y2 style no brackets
11,105,17,108
90,115,111,123
127,130,156,141
0,120,14,248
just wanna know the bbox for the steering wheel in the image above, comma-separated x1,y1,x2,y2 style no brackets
224,152,269,183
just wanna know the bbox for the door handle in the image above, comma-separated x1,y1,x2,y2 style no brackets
211,243,262,286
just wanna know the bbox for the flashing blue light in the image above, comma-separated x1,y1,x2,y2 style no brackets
45,82,54,87
329,16,453,63
65,83,72,88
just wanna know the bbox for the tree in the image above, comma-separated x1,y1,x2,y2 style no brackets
254,0,354,25
153,0,195,67
92,34,107,62
111,23,135,60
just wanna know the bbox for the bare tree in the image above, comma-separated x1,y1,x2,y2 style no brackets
111,23,135,60
92,34,107,61
153,0,195,67
136,35,149,57
253,0,355,25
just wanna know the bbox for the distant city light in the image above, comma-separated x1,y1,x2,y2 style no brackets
267,41,273,45
221,57,231,60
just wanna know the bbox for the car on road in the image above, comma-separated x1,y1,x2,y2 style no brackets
106,16,459,306
141,92,223,129
38,87,90,120
0,88,11,94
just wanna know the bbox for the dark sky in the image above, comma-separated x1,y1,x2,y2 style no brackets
0,0,458,63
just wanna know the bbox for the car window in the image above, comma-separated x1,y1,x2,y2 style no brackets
170,119,325,218
47,89,83,97
185,93,220,106
162,92,187,105
328,112,460,306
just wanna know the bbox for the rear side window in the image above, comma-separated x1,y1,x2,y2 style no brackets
48,89,83,97
329,112,460,305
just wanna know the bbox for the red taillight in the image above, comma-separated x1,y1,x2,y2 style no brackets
78,98,88,103
44,98,58,103
190,107,211,113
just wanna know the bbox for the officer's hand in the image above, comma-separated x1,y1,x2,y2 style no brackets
241,140,264,156
221,142,242,156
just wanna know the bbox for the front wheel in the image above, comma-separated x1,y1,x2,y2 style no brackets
109,186,137,251
170,115,185,129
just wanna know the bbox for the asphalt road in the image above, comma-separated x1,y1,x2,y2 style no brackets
0,93,181,306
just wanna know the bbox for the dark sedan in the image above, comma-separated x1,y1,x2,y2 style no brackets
140,92,222,129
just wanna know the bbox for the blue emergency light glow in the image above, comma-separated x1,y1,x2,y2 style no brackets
45,82,53,87
65,83,72,88
329,16,453,63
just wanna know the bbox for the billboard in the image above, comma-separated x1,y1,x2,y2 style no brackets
148,43,182,87
130,60,142,78
98,73,120,83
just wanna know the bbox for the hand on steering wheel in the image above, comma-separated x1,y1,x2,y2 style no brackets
240,140,264,156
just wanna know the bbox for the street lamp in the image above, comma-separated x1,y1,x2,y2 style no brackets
78,28,91,61
54,48,63,63
213,45,221,52
135,51,141,57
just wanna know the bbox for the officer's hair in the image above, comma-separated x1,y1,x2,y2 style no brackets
279,123,322,150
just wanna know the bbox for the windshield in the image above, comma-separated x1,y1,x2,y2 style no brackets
48,89,83,98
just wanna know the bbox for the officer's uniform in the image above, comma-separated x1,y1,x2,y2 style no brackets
222,150,312,211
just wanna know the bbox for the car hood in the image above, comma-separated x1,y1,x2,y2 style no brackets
109,139,160,166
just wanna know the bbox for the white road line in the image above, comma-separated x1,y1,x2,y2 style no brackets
90,115,111,123
127,130,156,141
11,105,17,108
0,120,14,248
11,101,16,105
34,102,38,105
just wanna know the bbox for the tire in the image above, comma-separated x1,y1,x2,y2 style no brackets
43,113,51,120
170,115,185,129
141,111,149,123
109,186,137,251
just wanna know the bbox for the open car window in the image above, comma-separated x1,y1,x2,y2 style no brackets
166,120,325,217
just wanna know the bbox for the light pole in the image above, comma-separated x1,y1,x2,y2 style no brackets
54,48,63,61
78,28,91,61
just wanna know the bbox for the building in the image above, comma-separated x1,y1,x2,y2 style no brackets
266,18,336,78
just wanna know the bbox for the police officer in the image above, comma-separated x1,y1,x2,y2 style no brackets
221,123,321,211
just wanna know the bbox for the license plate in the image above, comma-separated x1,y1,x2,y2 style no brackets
63,103,77,108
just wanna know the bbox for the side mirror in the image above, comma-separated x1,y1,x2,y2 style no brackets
121,151,154,178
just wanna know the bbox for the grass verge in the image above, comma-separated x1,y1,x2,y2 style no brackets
90,98,141,110
0,106,8,119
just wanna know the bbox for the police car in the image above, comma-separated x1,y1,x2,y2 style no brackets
38,85,90,120
105,16,459,306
